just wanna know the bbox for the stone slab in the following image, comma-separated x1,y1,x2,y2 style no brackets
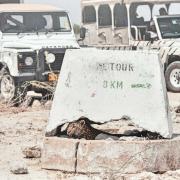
41,137,79,172
42,137,180,174
46,49,172,138
77,139,180,174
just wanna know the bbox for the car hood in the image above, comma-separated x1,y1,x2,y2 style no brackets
1,33,79,51
159,39,180,48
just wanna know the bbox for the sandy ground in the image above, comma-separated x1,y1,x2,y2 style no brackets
0,93,180,180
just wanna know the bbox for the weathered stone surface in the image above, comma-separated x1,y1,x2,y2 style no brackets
95,133,119,140
32,100,41,108
163,170,180,179
119,136,145,141
22,145,41,158
41,137,78,172
42,137,180,174
10,161,28,174
61,123,69,132
65,175,102,180
46,49,172,138
122,172,159,180
44,101,52,109
77,139,180,174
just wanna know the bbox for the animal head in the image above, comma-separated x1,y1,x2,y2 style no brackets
67,119,86,138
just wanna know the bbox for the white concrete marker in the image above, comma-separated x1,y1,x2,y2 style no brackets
46,49,172,138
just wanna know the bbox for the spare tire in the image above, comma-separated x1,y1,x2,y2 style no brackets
165,61,180,92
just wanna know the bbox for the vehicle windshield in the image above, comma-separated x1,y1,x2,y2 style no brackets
157,16,180,39
0,11,71,33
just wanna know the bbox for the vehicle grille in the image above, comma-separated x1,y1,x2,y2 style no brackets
18,49,66,75
18,52,37,73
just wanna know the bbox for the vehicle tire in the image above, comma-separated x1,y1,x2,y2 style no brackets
0,69,27,106
165,61,180,92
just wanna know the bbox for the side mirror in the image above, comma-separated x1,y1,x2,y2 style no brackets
80,27,86,40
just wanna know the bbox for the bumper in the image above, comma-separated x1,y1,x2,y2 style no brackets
14,72,59,84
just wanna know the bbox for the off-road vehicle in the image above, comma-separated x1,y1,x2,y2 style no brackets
0,4,79,104
80,0,180,92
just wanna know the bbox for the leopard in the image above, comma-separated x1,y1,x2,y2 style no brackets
66,118,163,140
66,118,99,140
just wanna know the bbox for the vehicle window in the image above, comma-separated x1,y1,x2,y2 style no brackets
43,15,53,29
114,3,128,27
7,15,23,26
82,6,96,24
157,17,180,39
136,5,151,22
0,14,25,32
152,4,167,16
169,3,180,15
130,3,151,26
98,4,112,27
59,15,71,31
0,12,71,33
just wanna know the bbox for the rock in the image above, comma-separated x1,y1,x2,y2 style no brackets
67,175,102,180
163,170,180,179
60,135,69,138
61,123,69,132
22,145,41,158
119,136,145,141
41,137,79,172
77,138,180,174
32,100,41,108
124,129,140,136
10,161,28,174
128,122,135,126
121,115,131,120
95,133,119,140
123,172,160,180
42,137,180,174
0,131,5,135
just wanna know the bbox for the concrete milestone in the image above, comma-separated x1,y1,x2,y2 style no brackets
46,48,172,138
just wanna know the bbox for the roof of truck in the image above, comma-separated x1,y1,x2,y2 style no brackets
81,0,180,4
124,0,180,3
0,4,65,12
156,14,180,18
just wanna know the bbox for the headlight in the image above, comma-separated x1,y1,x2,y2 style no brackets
25,57,33,66
45,52,55,64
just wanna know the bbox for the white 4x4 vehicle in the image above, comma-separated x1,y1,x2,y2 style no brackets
80,0,180,92
0,4,79,104
139,15,180,92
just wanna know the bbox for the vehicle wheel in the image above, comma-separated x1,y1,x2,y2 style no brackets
0,69,27,106
165,61,180,92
